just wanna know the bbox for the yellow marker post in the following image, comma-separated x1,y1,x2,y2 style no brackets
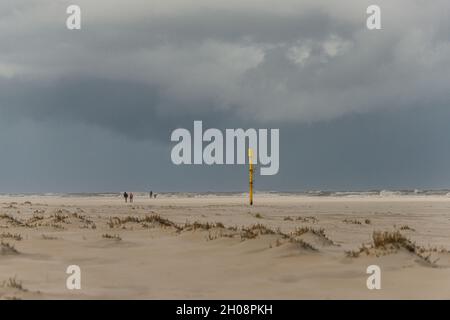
248,148,254,206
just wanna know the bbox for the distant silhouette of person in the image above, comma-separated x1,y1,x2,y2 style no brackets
154,193,157,199
129,192,134,203
123,192,128,203
149,191,153,198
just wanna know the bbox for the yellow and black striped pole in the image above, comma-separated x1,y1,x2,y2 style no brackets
248,148,254,206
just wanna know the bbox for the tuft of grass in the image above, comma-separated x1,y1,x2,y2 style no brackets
399,225,415,231
25,214,44,225
1,276,27,292
49,223,65,230
241,224,278,239
289,238,318,251
183,221,226,231
50,213,69,224
254,213,263,219
215,222,225,228
365,219,371,225
372,230,414,250
239,224,291,242
102,233,122,241
41,234,58,240
343,219,362,225
206,230,234,241
201,222,291,243
72,213,95,225
25,214,67,230
108,214,180,230
293,227,325,237
0,232,22,241
0,241,19,255
291,227,335,245
346,230,436,265
295,216,318,223
0,214,24,227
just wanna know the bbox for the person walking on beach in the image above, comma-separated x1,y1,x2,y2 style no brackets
129,192,134,203
149,191,153,199
123,192,128,203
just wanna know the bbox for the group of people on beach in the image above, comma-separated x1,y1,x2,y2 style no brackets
123,191,157,203
123,192,134,203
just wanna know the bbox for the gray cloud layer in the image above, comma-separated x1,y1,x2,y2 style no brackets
2,1,450,129
1,0,450,191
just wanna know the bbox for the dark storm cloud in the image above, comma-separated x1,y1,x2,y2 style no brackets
0,77,242,141
1,0,450,191
1,0,450,135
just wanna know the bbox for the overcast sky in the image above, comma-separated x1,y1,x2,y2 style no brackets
1,0,450,193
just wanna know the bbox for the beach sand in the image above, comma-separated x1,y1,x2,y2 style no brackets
1,194,450,299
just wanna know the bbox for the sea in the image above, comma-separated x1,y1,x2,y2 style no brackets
1,190,450,198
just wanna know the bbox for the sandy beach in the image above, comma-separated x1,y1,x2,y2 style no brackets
1,194,450,300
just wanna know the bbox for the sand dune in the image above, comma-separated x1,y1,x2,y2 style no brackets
1,194,450,299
